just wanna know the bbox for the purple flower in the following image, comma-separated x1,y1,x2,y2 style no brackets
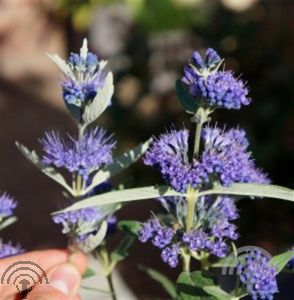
139,218,174,248
182,48,251,110
161,244,180,268
152,226,174,249
211,221,239,240
40,127,115,179
0,240,24,259
138,218,161,243
53,207,100,226
182,230,207,251
144,129,208,192
63,51,107,106
201,127,270,187
144,127,268,193
237,250,278,300
0,192,17,218
208,239,228,257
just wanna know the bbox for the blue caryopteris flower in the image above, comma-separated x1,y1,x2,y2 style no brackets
0,240,24,259
0,192,24,258
139,195,240,267
237,250,278,300
182,48,251,109
0,192,17,219
40,127,116,180
144,127,269,193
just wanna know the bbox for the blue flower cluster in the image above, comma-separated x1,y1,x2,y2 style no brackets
0,192,17,218
237,250,278,300
139,195,239,267
138,218,179,268
144,127,269,193
0,240,24,259
0,193,23,259
41,127,116,179
201,127,270,187
62,51,107,106
182,48,251,109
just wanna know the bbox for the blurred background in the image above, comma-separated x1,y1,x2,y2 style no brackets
0,0,293,298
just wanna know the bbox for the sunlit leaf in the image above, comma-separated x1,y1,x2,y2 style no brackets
82,72,114,126
0,217,17,231
84,139,152,194
199,183,294,202
80,38,88,59
16,142,74,195
54,186,181,214
46,53,75,80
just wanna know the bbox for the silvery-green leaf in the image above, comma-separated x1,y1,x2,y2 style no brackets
78,221,107,253
16,142,74,195
140,266,177,299
80,39,88,59
199,183,294,202
82,72,114,126
54,186,182,214
46,53,75,80
202,286,231,300
0,217,17,231
83,139,152,195
270,250,294,273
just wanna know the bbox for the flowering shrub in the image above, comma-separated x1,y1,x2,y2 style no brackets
15,41,294,299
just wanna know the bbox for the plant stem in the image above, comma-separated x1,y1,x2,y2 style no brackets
99,245,117,300
186,188,197,231
106,273,116,300
193,120,203,158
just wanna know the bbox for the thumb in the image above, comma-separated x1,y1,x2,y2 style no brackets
27,263,81,300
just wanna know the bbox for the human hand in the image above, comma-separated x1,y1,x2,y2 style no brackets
0,249,88,300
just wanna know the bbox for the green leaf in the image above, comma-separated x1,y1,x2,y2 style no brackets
118,220,141,236
211,255,237,268
202,286,231,300
140,266,177,299
199,183,294,202
175,80,198,114
110,235,136,264
16,142,75,195
83,139,152,195
177,271,216,300
77,221,107,253
53,185,181,214
0,217,17,231
46,53,75,80
82,267,96,279
270,250,294,273
82,72,114,126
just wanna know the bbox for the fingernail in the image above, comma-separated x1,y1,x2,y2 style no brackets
49,263,80,296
